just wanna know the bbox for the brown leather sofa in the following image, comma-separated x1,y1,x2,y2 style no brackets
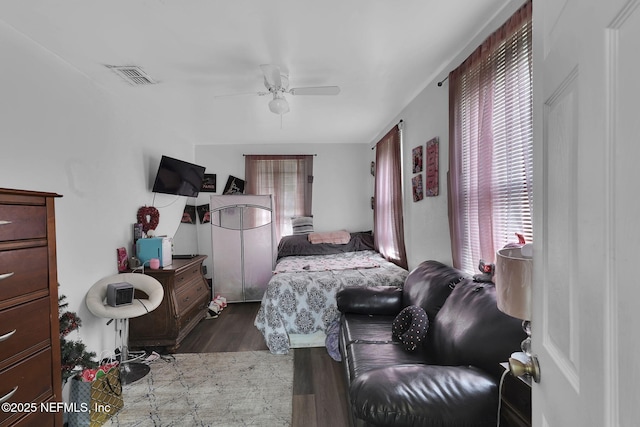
336,260,525,427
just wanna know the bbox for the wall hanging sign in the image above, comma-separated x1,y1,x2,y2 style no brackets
412,145,423,173
201,174,217,192
425,137,439,196
412,174,424,202
223,175,245,194
182,205,196,224
197,204,211,224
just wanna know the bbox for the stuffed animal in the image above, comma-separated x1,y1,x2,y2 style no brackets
473,259,495,282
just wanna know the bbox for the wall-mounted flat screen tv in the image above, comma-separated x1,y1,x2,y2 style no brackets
152,155,206,197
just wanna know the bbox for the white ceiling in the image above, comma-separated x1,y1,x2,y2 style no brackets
0,0,510,145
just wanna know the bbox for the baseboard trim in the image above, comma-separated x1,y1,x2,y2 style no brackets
290,331,326,348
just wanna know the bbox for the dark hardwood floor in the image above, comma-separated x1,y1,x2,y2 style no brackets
176,302,351,427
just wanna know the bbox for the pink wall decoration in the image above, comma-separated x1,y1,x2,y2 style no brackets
425,137,439,196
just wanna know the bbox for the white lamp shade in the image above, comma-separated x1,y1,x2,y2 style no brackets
494,245,533,320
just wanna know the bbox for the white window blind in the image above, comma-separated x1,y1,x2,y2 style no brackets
455,6,532,274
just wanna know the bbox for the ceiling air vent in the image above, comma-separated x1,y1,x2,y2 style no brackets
106,65,157,85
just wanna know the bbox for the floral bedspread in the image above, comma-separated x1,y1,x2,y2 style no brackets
273,253,380,273
254,250,408,354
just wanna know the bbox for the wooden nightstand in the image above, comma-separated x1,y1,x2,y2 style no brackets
499,362,532,427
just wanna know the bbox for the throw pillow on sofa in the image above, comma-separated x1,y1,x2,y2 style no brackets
392,305,429,351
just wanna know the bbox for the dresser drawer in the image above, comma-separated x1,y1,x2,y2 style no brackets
178,299,207,331
175,277,208,316
0,205,47,242
0,246,49,304
174,264,203,293
0,297,51,371
0,348,54,425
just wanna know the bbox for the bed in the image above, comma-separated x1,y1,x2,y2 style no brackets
254,231,408,354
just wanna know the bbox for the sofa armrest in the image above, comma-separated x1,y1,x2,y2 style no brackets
336,286,403,315
349,365,498,426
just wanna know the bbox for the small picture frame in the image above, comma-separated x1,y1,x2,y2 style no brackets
412,174,424,202
116,247,128,272
197,204,211,224
412,145,423,173
201,174,217,192
182,205,196,224
223,175,245,194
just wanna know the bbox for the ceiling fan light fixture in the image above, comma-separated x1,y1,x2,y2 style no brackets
269,93,290,115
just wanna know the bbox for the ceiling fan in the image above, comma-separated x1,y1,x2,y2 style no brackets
216,64,340,115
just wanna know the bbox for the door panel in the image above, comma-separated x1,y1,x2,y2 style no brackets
534,0,640,425
542,70,580,390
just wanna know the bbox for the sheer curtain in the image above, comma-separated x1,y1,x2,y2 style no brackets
374,125,408,269
448,1,532,273
245,155,313,242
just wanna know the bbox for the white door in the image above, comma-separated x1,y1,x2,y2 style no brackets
533,0,640,425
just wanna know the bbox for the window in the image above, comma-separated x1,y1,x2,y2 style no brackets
374,124,408,269
245,155,313,241
448,1,532,274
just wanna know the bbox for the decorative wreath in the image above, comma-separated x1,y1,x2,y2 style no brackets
137,206,160,233
392,305,429,352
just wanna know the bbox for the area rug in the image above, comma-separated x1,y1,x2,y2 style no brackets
105,351,294,427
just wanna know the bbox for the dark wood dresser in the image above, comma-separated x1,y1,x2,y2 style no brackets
129,256,209,352
0,188,63,426
499,362,532,427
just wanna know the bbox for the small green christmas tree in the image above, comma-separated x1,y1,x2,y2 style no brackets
59,294,97,383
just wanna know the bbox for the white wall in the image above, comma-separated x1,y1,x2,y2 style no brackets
0,22,195,358
188,143,373,278
399,87,453,270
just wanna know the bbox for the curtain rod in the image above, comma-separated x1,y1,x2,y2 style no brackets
437,75,449,87
371,119,403,150
242,154,317,156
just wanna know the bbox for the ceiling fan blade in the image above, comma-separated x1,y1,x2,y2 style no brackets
213,91,268,98
260,64,282,89
289,86,341,96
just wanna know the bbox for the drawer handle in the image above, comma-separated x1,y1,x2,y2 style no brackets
0,329,16,343
183,296,190,303
0,220,12,226
0,272,15,281
0,386,18,404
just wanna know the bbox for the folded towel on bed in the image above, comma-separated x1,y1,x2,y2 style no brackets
308,230,351,244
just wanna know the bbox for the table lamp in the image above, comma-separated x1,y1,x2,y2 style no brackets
494,243,540,382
